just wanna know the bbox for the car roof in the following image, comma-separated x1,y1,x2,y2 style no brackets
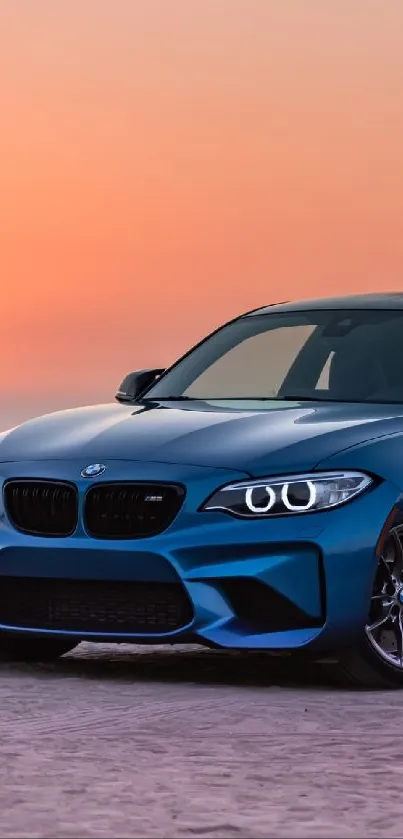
245,292,403,316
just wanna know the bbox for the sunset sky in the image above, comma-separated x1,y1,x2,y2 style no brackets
1,0,403,428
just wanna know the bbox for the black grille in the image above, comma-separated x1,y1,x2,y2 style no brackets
84,482,185,539
4,480,78,537
0,577,194,634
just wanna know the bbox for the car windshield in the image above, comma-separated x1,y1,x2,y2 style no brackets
144,309,403,404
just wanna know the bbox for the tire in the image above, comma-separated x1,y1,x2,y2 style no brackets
324,521,403,689
0,634,78,662
323,641,403,689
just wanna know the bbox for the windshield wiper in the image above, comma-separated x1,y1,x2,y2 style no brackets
141,395,195,402
276,395,339,402
142,394,361,404
277,395,368,403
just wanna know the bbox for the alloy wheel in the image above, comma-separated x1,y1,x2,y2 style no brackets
366,524,403,669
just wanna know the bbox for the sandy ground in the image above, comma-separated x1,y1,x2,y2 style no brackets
0,643,401,839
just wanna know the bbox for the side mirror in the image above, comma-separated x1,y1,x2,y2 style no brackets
115,368,165,403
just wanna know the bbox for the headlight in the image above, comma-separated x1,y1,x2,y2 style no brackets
201,471,373,518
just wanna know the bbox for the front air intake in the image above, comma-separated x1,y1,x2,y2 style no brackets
0,577,194,634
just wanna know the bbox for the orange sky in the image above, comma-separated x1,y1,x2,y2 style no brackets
1,0,403,427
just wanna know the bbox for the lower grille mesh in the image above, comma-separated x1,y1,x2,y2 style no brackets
0,577,194,634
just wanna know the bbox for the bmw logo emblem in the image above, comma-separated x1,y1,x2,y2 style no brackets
80,463,107,479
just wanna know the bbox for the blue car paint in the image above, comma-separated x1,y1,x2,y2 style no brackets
0,397,403,654
1,399,403,474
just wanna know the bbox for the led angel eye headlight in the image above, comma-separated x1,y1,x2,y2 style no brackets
201,471,373,518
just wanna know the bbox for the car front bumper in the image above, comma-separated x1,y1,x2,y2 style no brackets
0,459,400,654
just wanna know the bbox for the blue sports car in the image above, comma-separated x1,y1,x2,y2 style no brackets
3,292,403,687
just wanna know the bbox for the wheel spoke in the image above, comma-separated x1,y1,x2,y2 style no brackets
371,593,393,602
367,608,393,633
380,557,395,583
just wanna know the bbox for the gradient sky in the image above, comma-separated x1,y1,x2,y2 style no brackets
1,0,403,427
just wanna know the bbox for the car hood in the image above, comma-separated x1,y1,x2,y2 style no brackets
1,399,403,476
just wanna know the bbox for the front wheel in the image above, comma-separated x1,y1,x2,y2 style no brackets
328,522,403,688
0,634,78,662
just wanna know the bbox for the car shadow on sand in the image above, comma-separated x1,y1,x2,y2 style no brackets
0,643,347,689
